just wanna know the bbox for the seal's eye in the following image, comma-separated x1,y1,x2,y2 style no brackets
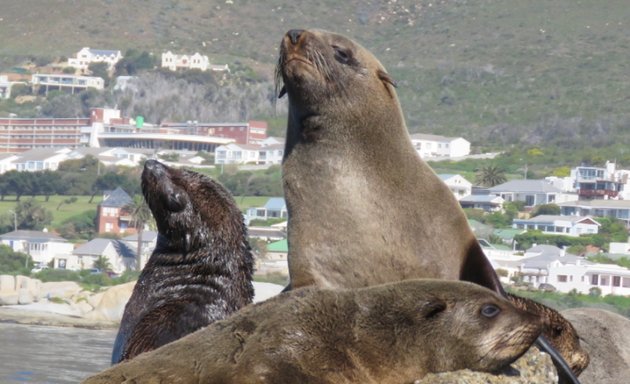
481,304,501,318
332,45,351,64
552,325,564,338
167,192,187,212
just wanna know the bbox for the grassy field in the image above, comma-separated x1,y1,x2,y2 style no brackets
0,195,275,230
0,195,98,228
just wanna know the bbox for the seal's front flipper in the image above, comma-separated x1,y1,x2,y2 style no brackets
459,240,505,295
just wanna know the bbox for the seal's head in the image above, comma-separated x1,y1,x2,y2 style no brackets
353,280,544,377
276,29,400,145
141,159,243,254
507,293,590,375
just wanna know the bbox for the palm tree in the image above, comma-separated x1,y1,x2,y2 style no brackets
124,195,154,271
475,165,507,187
93,255,112,272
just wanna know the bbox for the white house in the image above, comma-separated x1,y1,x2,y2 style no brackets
32,73,105,93
0,75,27,99
214,143,261,165
258,143,284,165
11,148,73,172
0,230,74,270
409,133,470,159
517,245,630,296
121,231,159,270
72,238,135,273
438,174,472,200
246,198,288,222
214,141,284,166
487,179,576,207
460,194,505,212
512,215,600,237
68,47,123,71
559,199,630,228
161,51,211,72
0,154,19,174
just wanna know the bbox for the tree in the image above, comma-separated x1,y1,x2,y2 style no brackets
475,165,507,187
57,197,78,211
13,199,53,230
39,170,62,201
531,204,561,217
93,255,112,272
124,195,154,271
4,171,32,201
90,172,127,203
0,244,32,275
88,62,110,86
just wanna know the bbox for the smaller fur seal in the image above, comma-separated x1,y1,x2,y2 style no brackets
507,293,589,375
110,160,254,364
85,279,542,384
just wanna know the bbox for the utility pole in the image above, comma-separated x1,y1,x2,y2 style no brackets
8,210,17,231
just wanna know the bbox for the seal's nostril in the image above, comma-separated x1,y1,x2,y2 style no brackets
287,29,304,44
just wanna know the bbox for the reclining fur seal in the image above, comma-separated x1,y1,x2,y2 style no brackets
85,279,542,384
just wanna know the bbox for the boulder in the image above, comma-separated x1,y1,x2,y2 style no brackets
0,292,19,305
83,281,135,322
415,348,557,383
40,281,82,300
15,276,42,303
563,308,630,384
0,275,15,292
17,288,34,304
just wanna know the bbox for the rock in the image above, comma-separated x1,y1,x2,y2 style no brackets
563,308,630,384
415,348,557,384
73,300,95,315
40,281,82,300
0,275,15,292
83,282,135,322
15,276,42,303
252,281,284,303
17,288,34,304
0,292,19,305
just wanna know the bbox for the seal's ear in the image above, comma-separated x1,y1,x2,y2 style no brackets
420,298,447,319
377,69,397,98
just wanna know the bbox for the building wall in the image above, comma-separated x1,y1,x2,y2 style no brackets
0,117,89,153
97,206,135,235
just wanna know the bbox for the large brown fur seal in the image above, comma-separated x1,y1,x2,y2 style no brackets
85,279,542,384
110,160,254,364
276,29,582,383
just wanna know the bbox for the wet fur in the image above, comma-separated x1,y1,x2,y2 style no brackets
86,280,542,384
111,160,254,364
277,29,582,383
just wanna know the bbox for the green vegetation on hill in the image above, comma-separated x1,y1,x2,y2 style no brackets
1,0,629,156
510,288,630,319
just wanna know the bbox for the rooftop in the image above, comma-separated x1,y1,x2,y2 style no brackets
101,187,133,208
488,179,562,194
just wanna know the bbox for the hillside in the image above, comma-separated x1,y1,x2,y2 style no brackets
1,0,629,152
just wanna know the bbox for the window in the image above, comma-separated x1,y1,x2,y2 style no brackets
600,275,610,286
590,274,598,285
612,276,621,287
557,275,568,283
623,278,630,288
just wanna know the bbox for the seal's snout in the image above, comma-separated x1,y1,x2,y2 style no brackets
143,159,167,177
287,29,304,45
